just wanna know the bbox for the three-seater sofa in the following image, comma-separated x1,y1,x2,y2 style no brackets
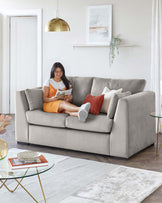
15,77,155,158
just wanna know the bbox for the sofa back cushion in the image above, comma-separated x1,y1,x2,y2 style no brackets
91,77,145,95
109,79,146,94
91,78,111,96
25,88,43,110
68,76,93,106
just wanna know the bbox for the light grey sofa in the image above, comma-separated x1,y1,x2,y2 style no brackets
15,77,155,158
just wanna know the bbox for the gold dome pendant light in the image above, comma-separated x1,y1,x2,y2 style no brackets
45,0,70,32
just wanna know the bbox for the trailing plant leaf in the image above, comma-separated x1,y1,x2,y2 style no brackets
109,35,122,66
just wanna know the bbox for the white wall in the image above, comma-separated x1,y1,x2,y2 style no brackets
0,0,152,112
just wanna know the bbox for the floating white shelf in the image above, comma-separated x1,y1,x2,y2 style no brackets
73,44,136,48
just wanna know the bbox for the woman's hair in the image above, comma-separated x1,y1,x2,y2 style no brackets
50,62,70,89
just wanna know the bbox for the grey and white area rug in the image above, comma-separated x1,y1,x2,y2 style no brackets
0,148,162,203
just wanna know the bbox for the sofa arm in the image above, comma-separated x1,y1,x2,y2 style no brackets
110,91,155,158
15,90,29,142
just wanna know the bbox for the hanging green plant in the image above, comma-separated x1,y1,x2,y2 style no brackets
109,35,122,66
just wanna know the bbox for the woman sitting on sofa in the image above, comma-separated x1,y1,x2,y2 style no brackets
43,62,90,122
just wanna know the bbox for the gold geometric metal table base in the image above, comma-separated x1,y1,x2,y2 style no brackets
0,168,46,203
156,117,162,156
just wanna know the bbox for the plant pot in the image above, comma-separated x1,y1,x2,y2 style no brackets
0,139,8,160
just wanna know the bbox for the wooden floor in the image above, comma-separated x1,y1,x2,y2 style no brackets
1,115,162,202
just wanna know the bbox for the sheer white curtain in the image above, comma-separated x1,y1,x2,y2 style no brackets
151,0,162,113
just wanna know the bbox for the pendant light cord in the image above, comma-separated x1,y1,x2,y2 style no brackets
56,0,59,18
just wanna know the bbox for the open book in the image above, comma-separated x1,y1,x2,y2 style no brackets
55,88,72,97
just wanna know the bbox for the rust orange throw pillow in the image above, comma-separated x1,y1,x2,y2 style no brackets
83,94,104,115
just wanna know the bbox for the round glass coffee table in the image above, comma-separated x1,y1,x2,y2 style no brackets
150,112,162,156
0,148,54,203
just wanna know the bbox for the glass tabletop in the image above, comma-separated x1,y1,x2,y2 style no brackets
0,148,54,180
150,112,162,118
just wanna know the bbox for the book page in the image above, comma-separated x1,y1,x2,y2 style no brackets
55,89,72,97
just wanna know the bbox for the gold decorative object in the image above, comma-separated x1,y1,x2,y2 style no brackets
46,18,70,32
0,139,8,160
45,0,70,32
0,114,12,160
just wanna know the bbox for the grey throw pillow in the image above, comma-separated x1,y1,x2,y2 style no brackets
107,91,131,119
25,88,43,111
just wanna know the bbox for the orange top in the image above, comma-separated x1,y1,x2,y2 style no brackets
43,79,66,113
48,83,66,98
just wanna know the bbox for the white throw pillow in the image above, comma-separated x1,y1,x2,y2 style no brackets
100,87,123,113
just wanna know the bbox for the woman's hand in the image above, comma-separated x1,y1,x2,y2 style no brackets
52,95,64,100
58,95,64,100
65,94,72,102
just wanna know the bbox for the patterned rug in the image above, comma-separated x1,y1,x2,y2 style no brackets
0,149,162,203
72,166,162,203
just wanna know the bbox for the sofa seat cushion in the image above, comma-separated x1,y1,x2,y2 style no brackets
26,110,68,128
65,113,113,133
